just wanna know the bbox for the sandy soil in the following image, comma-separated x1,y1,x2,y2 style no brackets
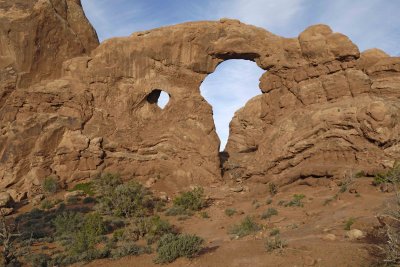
72,176,391,267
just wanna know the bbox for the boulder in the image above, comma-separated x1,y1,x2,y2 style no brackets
345,229,364,240
0,192,12,208
64,190,85,201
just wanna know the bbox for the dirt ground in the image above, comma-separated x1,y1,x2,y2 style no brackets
72,176,392,267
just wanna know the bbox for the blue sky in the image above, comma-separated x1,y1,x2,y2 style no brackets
82,0,400,149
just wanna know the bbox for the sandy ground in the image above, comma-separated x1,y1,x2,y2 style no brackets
71,176,391,267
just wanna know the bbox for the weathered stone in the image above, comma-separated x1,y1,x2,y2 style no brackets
0,192,12,207
31,194,45,206
345,229,364,240
145,177,157,188
64,190,85,201
0,2,399,197
322,234,336,241
0,207,13,216
230,186,244,193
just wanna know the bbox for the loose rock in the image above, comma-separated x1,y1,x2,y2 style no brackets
346,229,364,240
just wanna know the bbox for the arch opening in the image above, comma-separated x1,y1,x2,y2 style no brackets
146,89,170,109
200,59,265,151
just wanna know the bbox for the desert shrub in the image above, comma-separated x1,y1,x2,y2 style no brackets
96,178,154,218
355,171,366,178
40,199,62,210
225,208,237,217
177,215,190,221
373,162,400,186
114,182,154,217
166,187,205,216
0,214,21,266
378,163,400,265
112,229,125,242
266,198,273,205
277,200,285,206
51,247,108,266
173,187,206,211
381,224,400,265
339,173,356,193
200,211,209,219
42,176,58,194
228,216,261,238
130,216,174,245
26,253,51,267
83,196,96,204
69,213,105,254
265,235,287,252
40,199,55,210
16,206,73,241
110,242,151,259
268,183,278,196
323,194,339,206
66,196,79,205
261,208,278,220
270,228,280,236
53,211,83,237
70,182,95,196
344,217,355,230
94,173,123,196
253,200,261,209
155,233,204,264
155,200,167,212
165,206,193,216
284,194,305,207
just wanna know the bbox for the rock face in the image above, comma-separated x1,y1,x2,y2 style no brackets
0,4,399,197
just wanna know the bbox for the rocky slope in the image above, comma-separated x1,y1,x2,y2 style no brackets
0,1,399,200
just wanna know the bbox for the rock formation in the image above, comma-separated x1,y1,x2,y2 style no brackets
0,1,399,199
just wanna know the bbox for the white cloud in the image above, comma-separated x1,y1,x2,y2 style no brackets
312,0,400,55
218,0,303,26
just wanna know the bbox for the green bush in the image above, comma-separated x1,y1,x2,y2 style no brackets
26,253,51,267
131,216,174,245
268,183,278,196
284,194,305,207
42,176,58,194
173,187,206,212
228,216,261,238
261,208,278,220
96,179,154,218
70,182,95,196
344,217,355,230
50,248,108,266
66,196,79,205
225,208,237,217
110,242,151,259
373,162,400,186
83,196,96,204
269,228,280,236
155,233,204,264
265,235,287,252
40,199,55,210
70,213,105,254
200,211,209,219
53,211,83,237
94,173,123,197
114,182,154,217
165,206,193,217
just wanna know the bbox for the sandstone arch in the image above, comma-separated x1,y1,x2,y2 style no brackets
1,2,399,197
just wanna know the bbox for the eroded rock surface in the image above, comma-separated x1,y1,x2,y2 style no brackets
0,4,399,198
